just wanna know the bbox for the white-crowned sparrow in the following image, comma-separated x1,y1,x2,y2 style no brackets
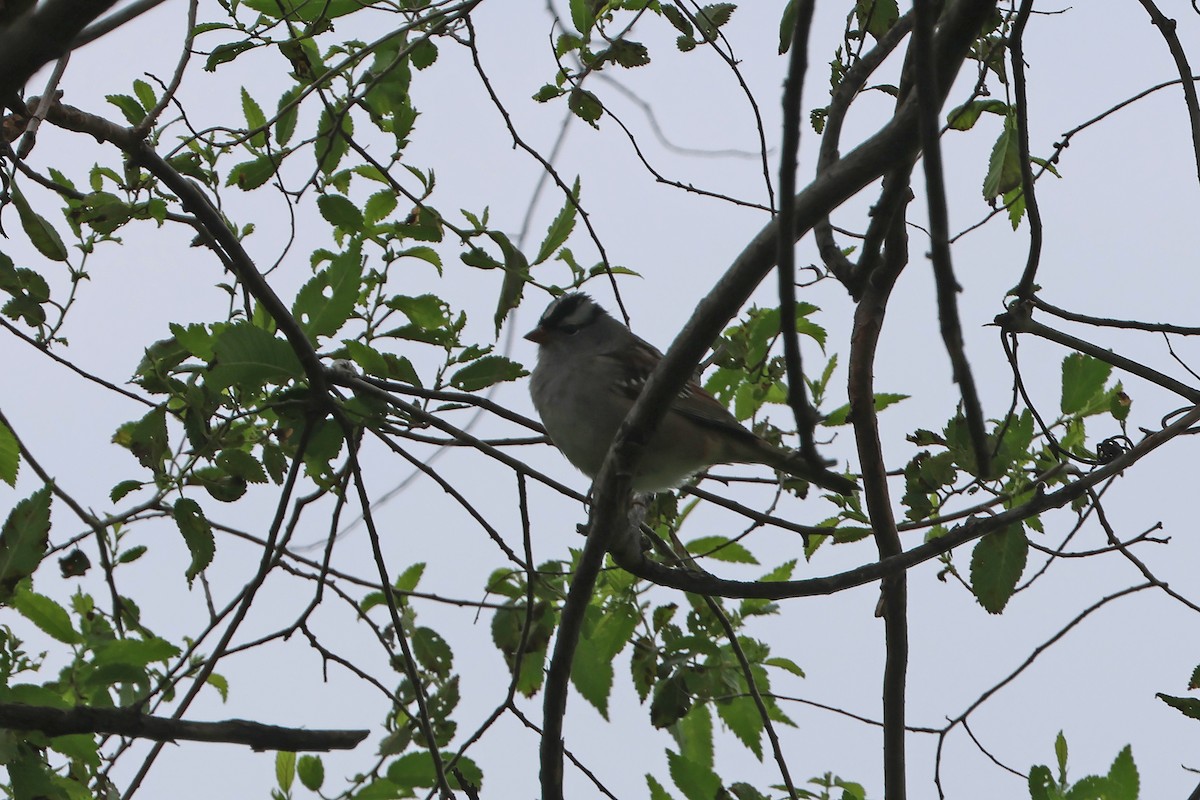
525,293,857,494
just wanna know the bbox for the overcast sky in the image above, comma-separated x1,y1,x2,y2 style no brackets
6,2,1200,798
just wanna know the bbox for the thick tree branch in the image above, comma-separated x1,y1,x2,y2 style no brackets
1010,0,1046,299
612,402,1200,600
0,702,367,752
913,0,990,480
0,0,119,99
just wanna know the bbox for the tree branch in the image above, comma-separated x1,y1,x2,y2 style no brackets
0,702,367,752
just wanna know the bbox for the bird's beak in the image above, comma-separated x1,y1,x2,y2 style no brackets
524,326,548,344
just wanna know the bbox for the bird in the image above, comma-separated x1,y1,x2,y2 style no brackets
524,292,857,494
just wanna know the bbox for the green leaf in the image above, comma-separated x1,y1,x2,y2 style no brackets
276,751,296,793
1028,766,1056,800
113,405,169,471
241,87,267,147
216,449,268,484
666,749,722,800
572,605,637,718
297,755,324,791
294,247,363,342
276,86,302,146
131,79,157,111
241,0,364,21
982,113,1022,199
823,392,908,426
110,479,143,503
413,627,453,679
411,39,438,70
174,497,215,582
715,694,764,760
1106,745,1138,800
764,656,805,677
12,585,80,643
449,355,528,392
778,0,796,53
646,774,677,800
91,636,181,666
673,703,713,770
946,99,1009,131
0,418,18,486
684,536,758,564
568,87,603,127
317,194,364,232
205,40,255,71
855,0,899,38
386,752,482,791
364,190,398,225
1061,353,1112,415
695,3,736,41
207,323,304,390
11,186,68,262
534,178,579,265
106,93,146,125
569,0,595,33
1055,730,1069,783
394,561,426,592
343,340,390,377
0,487,51,601
970,524,1028,614
226,153,283,190
1157,692,1200,720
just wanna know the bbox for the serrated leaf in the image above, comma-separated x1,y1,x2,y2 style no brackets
226,153,282,190
684,536,758,564
174,497,215,582
276,86,302,146
970,524,1027,613
0,487,51,601
488,231,530,336
534,178,579,265
1106,745,1137,800
666,749,722,800
106,93,146,125
1157,692,1200,720
317,194,364,231
294,248,362,342
205,40,254,71
364,190,398,225
92,636,181,666
216,449,268,484
0,418,18,486
855,0,899,38
569,0,595,33
298,755,324,791
12,585,80,643
449,355,528,392
1061,353,1112,415
1028,766,1055,800
715,694,765,760
208,323,304,390
983,113,1022,199
568,87,603,127
109,479,142,503
413,627,452,679
241,87,267,147
673,703,713,770
133,79,157,110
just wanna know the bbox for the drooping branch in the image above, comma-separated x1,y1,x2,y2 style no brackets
0,702,368,752
1009,0,1046,300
